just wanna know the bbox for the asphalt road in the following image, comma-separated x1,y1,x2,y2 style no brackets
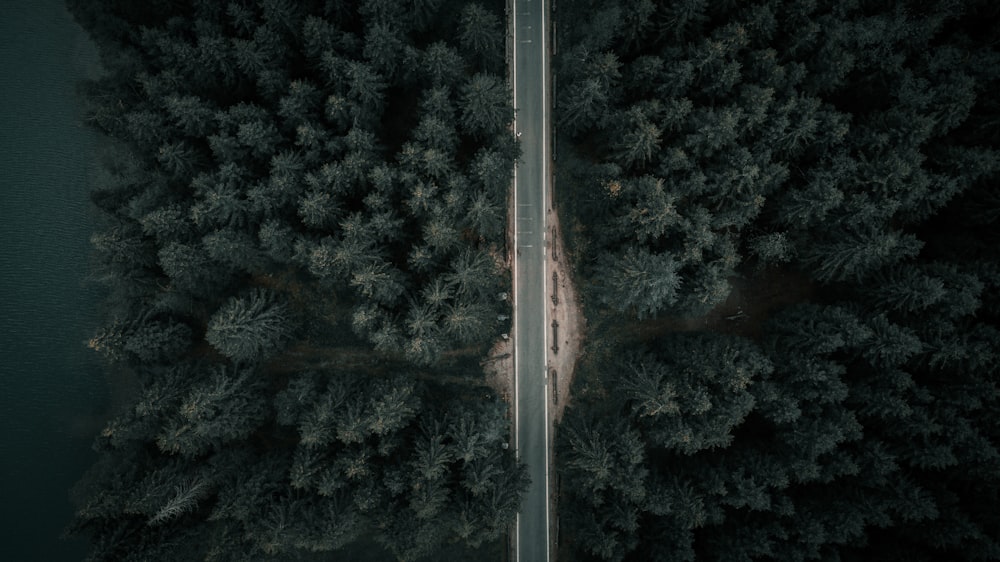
512,0,550,560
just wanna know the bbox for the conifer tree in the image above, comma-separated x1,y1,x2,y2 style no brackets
594,246,682,319
205,289,293,364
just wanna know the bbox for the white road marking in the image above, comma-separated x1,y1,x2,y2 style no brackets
513,1,551,560
541,0,551,557
512,2,520,560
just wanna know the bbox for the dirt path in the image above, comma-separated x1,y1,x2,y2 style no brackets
481,337,514,405
544,209,584,424
543,183,586,562
620,267,814,343
495,135,585,562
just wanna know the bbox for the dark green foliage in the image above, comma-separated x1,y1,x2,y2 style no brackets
747,232,793,266
158,241,235,297
71,0,522,558
89,312,192,366
458,3,504,73
75,0,514,359
561,306,1000,560
461,72,511,138
593,246,681,319
202,229,265,274
556,0,1000,560
799,228,923,283
274,371,525,559
155,366,270,458
557,0,1000,323
79,366,524,560
559,415,647,561
618,335,770,454
205,289,293,364
90,224,157,269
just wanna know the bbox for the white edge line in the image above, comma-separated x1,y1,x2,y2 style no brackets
511,2,519,562
541,0,550,560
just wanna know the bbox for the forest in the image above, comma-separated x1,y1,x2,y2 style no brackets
67,0,526,560
554,0,1000,561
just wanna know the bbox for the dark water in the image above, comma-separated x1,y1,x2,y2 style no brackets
0,1,106,559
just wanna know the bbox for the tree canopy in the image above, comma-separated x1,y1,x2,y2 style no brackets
555,0,1000,560
556,0,1000,319
70,0,523,559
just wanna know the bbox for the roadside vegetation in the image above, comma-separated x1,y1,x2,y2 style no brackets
554,0,1000,560
67,1,525,560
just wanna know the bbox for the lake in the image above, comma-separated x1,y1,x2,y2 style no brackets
0,1,107,559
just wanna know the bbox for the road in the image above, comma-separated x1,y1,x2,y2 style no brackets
512,0,550,561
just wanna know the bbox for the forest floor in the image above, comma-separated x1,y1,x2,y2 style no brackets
622,266,814,342
543,200,586,562
486,152,518,412
545,208,585,424
482,337,514,404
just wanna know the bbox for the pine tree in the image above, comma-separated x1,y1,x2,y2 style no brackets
205,288,294,363
594,246,682,319
297,189,341,230
442,301,493,345
202,229,266,274
345,61,386,119
189,165,252,229
163,94,216,137
156,366,269,457
158,241,234,296
460,73,510,138
640,334,768,454
363,22,404,80
421,42,465,87
655,0,709,42
140,204,194,245
618,357,679,418
613,105,663,169
613,175,683,242
350,259,406,306
800,227,923,284
445,248,497,298
365,377,419,437
123,318,193,364
464,189,504,239
558,77,610,136
458,3,503,72
90,224,157,268
256,218,297,264
861,314,924,368
413,114,459,154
